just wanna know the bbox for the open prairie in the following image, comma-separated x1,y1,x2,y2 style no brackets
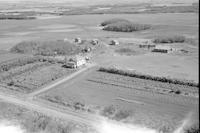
0,13,198,50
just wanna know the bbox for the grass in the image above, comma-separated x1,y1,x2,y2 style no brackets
42,95,93,113
10,40,82,56
0,101,91,133
153,35,186,43
98,67,199,87
100,105,132,121
115,47,141,56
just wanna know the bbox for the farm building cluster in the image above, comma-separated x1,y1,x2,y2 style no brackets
59,37,178,69
138,40,176,53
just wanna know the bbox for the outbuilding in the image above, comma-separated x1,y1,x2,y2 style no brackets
74,38,82,44
152,45,173,53
110,40,119,45
91,39,99,45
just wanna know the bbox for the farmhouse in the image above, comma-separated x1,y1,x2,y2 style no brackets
110,40,119,45
152,45,173,53
65,55,86,68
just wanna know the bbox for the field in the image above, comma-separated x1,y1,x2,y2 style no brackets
39,68,199,132
0,6,199,133
0,13,198,49
0,13,198,82
0,52,76,94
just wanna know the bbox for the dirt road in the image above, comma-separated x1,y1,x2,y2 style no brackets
0,63,103,129
28,63,97,98
0,91,102,127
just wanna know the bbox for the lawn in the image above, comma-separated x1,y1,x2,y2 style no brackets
0,101,92,133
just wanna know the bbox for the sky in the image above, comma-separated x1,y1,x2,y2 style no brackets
0,0,198,3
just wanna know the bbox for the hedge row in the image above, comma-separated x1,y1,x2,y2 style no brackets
0,56,42,72
98,67,198,87
0,55,68,73
0,14,36,20
153,35,186,43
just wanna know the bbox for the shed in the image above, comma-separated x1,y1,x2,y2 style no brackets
74,38,82,44
152,45,172,53
82,46,92,53
110,40,119,45
91,39,99,45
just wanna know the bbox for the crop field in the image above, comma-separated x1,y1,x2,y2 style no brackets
0,55,76,94
39,69,199,132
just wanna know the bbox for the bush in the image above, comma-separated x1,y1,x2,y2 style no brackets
153,35,186,43
98,67,199,87
113,110,131,121
103,21,151,32
101,105,116,117
184,125,199,133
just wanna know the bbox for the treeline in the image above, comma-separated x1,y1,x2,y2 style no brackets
101,18,151,32
0,56,42,72
153,35,186,43
0,55,68,73
0,14,36,20
10,40,82,56
98,67,199,87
